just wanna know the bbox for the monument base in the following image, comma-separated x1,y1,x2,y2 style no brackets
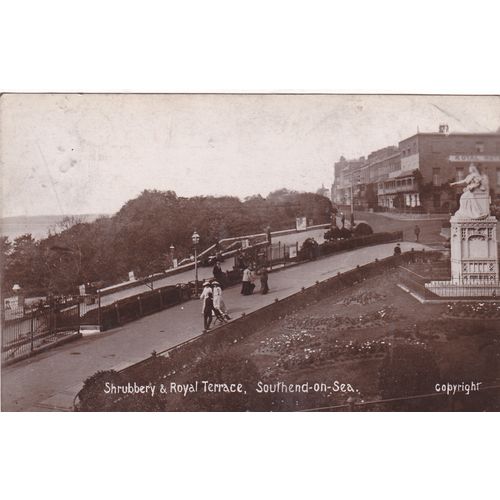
425,280,500,298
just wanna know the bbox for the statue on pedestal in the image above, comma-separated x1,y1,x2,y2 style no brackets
450,163,490,219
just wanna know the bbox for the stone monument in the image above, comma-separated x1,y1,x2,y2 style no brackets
426,163,500,297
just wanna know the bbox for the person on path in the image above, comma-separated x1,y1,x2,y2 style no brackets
212,260,226,288
212,280,230,320
414,224,421,242
203,292,218,331
393,243,402,255
235,250,246,271
199,281,212,314
259,266,269,295
241,265,252,295
341,212,345,228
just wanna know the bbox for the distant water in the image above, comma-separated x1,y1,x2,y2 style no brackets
0,214,107,241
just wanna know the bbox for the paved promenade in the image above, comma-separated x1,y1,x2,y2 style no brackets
1,241,429,411
95,227,328,308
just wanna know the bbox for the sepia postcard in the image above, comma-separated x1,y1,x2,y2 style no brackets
1,93,500,412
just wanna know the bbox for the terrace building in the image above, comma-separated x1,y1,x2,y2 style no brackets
331,156,365,207
331,128,500,213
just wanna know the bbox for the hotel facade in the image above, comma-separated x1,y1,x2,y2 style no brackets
332,129,500,213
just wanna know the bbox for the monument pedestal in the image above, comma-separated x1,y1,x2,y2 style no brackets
426,215,500,297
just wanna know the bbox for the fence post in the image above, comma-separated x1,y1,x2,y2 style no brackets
77,302,81,334
30,314,34,352
138,295,143,317
49,306,53,337
115,303,121,325
97,291,101,330
158,289,163,309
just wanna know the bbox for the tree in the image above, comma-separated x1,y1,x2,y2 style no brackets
2,188,334,296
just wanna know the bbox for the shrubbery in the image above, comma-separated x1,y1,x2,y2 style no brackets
353,222,373,237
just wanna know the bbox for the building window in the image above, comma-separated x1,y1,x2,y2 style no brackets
456,167,465,181
476,142,484,153
433,168,441,186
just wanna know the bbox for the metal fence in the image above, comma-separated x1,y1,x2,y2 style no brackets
79,283,194,331
1,303,81,365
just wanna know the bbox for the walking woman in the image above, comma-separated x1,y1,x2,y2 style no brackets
212,280,231,320
241,265,252,295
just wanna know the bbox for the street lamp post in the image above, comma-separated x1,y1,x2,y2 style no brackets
169,244,175,268
191,230,200,295
350,183,354,226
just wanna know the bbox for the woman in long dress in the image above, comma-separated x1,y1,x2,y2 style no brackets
450,163,490,219
212,280,230,320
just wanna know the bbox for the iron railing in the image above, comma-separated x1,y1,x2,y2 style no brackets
2,302,81,365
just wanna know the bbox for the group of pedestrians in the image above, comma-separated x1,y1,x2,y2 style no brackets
200,279,231,332
200,258,271,331
241,265,269,296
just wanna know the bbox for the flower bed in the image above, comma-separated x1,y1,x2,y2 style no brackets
446,302,500,319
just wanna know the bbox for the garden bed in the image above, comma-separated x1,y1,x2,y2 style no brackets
75,259,500,411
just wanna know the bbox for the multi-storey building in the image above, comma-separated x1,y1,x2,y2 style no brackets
331,128,500,213
398,131,500,211
331,156,365,207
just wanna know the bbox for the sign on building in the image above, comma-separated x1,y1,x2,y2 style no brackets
449,155,500,162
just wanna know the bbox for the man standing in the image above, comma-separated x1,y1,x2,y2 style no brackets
200,281,212,313
212,261,226,288
259,266,269,295
203,291,216,331
414,224,421,242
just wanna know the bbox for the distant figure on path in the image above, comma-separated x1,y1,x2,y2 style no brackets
241,266,255,295
212,261,226,288
341,212,345,228
235,250,246,271
393,243,402,256
259,266,269,295
414,224,420,242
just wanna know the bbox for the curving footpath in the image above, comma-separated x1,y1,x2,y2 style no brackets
1,241,431,411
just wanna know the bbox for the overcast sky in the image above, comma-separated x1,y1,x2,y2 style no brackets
1,94,499,218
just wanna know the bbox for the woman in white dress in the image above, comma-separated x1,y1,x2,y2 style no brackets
212,280,230,320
